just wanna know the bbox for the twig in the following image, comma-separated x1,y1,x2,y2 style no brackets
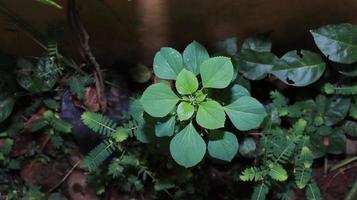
68,0,107,113
324,163,357,192
46,160,81,194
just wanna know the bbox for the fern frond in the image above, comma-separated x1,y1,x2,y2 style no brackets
268,139,296,164
295,147,314,189
296,146,314,168
240,167,266,182
294,165,312,189
323,83,357,95
83,140,116,171
47,41,58,58
305,182,321,200
48,118,72,133
343,120,357,137
252,182,269,200
270,90,288,108
81,112,118,137
268,163,288,182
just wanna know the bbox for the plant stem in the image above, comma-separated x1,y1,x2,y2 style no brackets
324,156,328,175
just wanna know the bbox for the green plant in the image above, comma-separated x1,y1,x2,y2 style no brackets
81,112,132,171
139,41,267,167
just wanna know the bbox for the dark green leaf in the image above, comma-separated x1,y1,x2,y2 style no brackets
311,23,357,64
0,95,14,123
155,116,176,137
272,50,326,86
242,33,271,52
183,41,209,75
235,49,277,80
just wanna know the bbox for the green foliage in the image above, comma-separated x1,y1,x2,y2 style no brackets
140,41,266,167
272,50,326,86
69,76,94,100
81,112,134,171
84,140,116,172
82,112,118,137
343,120,357,137
0,95,15,123
323,83,357,95
207,131,239,162
311,23,357,64
305,182,322,200
252,182,269,200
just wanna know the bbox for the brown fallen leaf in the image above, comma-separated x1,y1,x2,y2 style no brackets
72,86,100,112
23,107,47,134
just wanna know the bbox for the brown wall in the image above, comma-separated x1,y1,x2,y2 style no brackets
1,0,357,66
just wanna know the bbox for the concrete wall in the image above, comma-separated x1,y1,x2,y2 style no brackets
1,0,357,66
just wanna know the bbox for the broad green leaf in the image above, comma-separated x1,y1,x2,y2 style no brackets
239,137,256,158
196,100,225,129
170,123,206,168
140,82,179,117
305,182,321,200
221,84,251,105
310,129,346,158
207,131,238,161
155,116,176,137
229,84,250,99
200,56,234,89
234,49,277,80
242,33,272,52
153,47,184,80
177,102,195,121
268,163,288,181
225,96,267,131
0,95,14,123
315,95,351,126
175,69,198,94
310,23,357,64
183,41,209,75
272,50,326,87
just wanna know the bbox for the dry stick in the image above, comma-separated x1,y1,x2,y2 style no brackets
46,160,81,194
323,162,357,192
68,0,107,113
